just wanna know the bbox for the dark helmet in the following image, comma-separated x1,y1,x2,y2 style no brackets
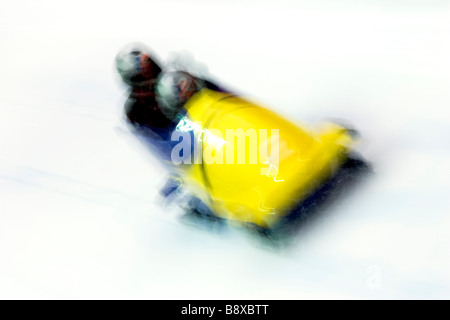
115,42,162,86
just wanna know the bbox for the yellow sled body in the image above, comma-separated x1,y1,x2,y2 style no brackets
176,89,355,229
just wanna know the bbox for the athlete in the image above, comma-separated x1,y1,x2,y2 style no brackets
115,42,225,219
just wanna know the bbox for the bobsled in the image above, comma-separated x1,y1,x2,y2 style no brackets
168,88,356,230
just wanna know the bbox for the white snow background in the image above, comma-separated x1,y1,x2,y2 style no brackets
0,0,449,299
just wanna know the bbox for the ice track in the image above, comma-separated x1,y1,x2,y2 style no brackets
1,1,449,299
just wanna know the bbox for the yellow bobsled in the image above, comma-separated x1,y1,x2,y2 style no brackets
174,89,355,229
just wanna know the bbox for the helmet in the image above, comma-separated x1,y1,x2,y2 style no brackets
115,42,162,86
156,71,200,118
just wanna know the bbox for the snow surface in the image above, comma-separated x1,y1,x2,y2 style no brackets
0,0,449,299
